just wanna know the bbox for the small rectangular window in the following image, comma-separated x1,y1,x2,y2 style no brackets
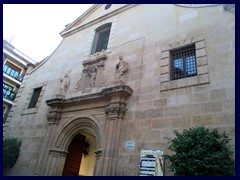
171,45,197,80
28,87,42,109
91,23,111,54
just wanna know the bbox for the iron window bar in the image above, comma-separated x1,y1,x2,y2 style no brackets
171,45,197,80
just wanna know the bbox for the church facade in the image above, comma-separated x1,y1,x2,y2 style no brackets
4,4,235,176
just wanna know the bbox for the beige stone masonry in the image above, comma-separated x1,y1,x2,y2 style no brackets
195,40,205,49
159,58,169,67
160,66,169,75
187,76,199,86
161,51,170,59
198,74,210,84
210,89,227,101
170,41,181,49
197,56,207,66
196,48,207,57
197,65,208,75
160,74,170,83
192,34,205,43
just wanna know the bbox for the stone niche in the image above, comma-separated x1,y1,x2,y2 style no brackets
75,53,108,91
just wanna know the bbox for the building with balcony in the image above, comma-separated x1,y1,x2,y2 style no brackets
3,39,36,123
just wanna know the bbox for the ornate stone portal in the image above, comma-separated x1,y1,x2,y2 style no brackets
36,83,133,176
35,52,133,176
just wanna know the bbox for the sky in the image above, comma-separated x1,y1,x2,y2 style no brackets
3,4,93,62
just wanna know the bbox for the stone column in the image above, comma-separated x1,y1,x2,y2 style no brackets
34,110,61,176
102,102,127,176
93,148,103,176
45,148,68,176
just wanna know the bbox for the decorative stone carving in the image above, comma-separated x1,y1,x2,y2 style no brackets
105,102,127,119
115,55,128,81
75,69,89,90
94,148,102,159
46,111,61,125
88,66,98,88
95,63,107,86
56,74,70,98
75,55,108,90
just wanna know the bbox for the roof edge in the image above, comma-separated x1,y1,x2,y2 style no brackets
60,4,137,38
60,4,98,35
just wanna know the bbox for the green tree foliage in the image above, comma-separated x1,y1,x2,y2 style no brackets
164,127,235,176
3,137,22,168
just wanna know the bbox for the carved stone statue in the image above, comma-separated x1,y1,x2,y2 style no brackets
115,55,128,80
87,66,98,88
57,73,70,97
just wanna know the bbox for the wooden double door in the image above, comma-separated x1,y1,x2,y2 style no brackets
62,133,86,176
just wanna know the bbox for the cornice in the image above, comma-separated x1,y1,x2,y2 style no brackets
46,84,133,108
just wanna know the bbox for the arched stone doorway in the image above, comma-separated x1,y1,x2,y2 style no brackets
42,84,133,176
56,117,103,176
62,131,97,176
36,116,104,176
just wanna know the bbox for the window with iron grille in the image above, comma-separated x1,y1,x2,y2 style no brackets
91,23,111,54
171,45,197,80
28,87,42,109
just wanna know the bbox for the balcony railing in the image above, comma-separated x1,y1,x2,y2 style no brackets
3,64,24,82
3,89,16,102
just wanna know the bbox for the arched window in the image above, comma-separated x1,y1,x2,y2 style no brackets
91,23,112,54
